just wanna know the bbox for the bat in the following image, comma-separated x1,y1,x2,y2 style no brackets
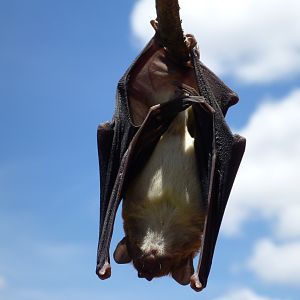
95,24,246,292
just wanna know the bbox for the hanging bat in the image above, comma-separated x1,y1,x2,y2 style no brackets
96,3,246,292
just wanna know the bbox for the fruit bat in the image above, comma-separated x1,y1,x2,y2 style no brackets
95,29,246,291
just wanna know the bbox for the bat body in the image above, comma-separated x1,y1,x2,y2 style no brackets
121,108,206,284
96,33,246,291
117,37,207,283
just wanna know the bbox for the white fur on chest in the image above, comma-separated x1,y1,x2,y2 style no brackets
124,110,204,256
126,111,201,206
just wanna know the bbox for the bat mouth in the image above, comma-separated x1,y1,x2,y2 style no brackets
133,251,173,280
138,271,154,281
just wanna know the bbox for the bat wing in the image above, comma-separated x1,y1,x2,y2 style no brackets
96,35,246,288
96,37,158,277
190,49,246,291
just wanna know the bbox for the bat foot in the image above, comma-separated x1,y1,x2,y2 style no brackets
190,274,204,292
96,261,111,280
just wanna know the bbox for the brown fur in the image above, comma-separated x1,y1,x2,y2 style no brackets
123,196,205,258
120,109,206,283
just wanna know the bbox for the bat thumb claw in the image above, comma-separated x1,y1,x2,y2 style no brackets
96,262,111,280
190,274,204,292
150,19,159,32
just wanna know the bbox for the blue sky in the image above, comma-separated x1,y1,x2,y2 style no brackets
0,1,300,299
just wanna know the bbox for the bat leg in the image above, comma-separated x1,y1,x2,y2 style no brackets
97,259,111,280
190,273,204,292
113,237,132,264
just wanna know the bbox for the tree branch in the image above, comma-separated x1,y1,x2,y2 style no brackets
155,0,190,64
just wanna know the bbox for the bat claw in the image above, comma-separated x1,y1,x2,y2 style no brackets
190,274,204,292
150,19,159,32
97,261,111,280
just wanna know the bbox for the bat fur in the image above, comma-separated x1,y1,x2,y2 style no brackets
115,107,207,284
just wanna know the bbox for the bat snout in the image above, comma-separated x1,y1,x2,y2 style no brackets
142,253,159,272
144,252,156,265
135,252,164,280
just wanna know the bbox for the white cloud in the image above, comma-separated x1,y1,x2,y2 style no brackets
222,88,300,240
248,239,300,286
130,0,300,83
214,288,285,300
0,276,6,289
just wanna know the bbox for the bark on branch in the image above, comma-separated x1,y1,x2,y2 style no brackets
155,0,190,64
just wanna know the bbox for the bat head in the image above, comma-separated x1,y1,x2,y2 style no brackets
118,171,205,285
114,236,195,285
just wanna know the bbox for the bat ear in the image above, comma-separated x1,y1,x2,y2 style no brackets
113,237,132,264
171,256,194,285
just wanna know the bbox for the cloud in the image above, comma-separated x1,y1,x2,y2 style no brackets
130,0,300,83
247,239,300,286
214,288,286,300
0,276,6,289
222,88,300,240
